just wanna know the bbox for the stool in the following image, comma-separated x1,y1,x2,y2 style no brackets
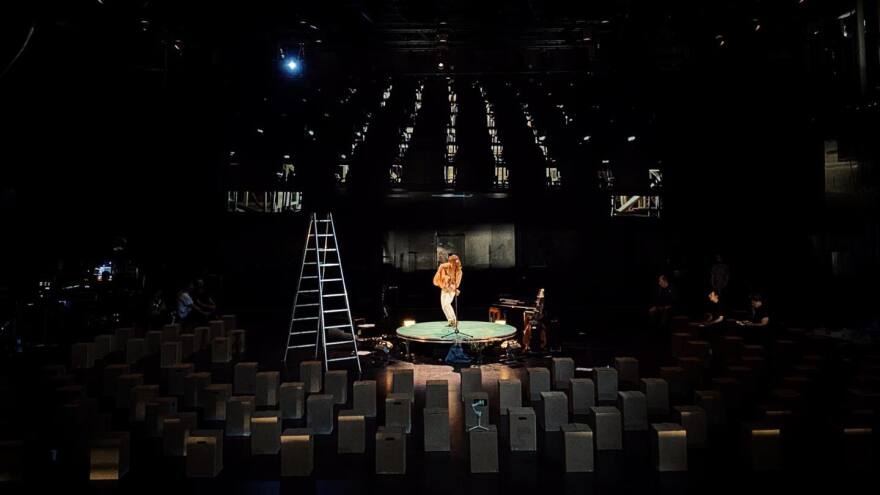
539,391,568,431
712,377,743,413
211,337,231,363
179,334,196,357
352,380,377,417
498,378,522,415
670,333,691,357
160,342,181,368
552,357,575,390
251,411,282,455
130,384,159,421
145,397,178,437
376,426,406,474
145,331,162,355
324,370,347,405
678,357,705,386
89,432,130,480
114,327,134,350
161,323,180,343
202,384,232,421
256,371,280,407
71,343,95,369
660,366,687,402
593,367,619,402
226,396,254,437
460,367,483,401
281,428,313,476
589,406,622,450
103,364,130,399
338,411,366,453
562,423,594,472
391,368,414,401
641,378,670,415
464,392,489,429
280,382,305,419
674,406,708,448
745,424,782,471
193,327,210,351
385,392,412,433
426,379,449,410
300,360,322,393
221,314,237,333
165,363,193,397
183,372,211,409
126,338,146,365
841,426,874,470
229,329,246,354
526,367,551,401
652,423,688,471
306,394,334,434
234,362,258,395
684,340,711,363
569,378,595,415
186,430,223,477
614,357,639,388
424,407,451,452
469,426,499,474
509,407,537,451
695,390,726,426
115,373,144,409
94,334,116,360
618,391,648,431
162,412,197,456
209,319,225,339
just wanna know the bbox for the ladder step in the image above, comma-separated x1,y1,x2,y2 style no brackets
308,234,333,237
317,220,332,223
299,290,319,293
326,341,354,347
323,309,349,314
327,356,358,362
324,324,351,329
288,344,317,349
302,276,318,279
304,262,317,265
320,263,340,267
323,293,345,297
290,330,318,335
322,278,342,282
296,303,320,307
317,249,337,252
292,317,319,321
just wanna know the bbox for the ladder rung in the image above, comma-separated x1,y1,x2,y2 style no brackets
288,344,317,349
320,263,340,267
296,303,320,307
323,309,348,314
322,278,342,282
326,341,353,347
317,249,337,252
304,262,317,265
327,356,358,362
292,317,318,321
324,293,345,297
308,234,333,237
290,330,318,335
324,324,351,329
317,220,332,223
302,276,318,279
299,290,319,293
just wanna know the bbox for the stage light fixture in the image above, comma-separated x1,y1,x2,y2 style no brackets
402,319,416,327
282,56,302,76
494,319,507,325
627,135,637,142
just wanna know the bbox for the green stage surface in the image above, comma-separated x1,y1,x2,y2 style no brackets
396,320,517,344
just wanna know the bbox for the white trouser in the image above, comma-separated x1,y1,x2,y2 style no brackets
440,290,456,323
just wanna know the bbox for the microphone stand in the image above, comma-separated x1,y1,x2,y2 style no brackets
442,292,472,339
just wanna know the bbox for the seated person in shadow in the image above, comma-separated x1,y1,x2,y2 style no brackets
736,293,770,328
648,274,678,331
698,291,725,327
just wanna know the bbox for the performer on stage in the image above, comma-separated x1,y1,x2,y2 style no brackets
433,254,463,327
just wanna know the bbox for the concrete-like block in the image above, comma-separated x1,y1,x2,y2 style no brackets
338,411,366,454
94,334,116,360
469,425,499,473
464,392,489,429
281,428,313,476
300,360,322,394
193,327,210,351
114,327,134,350
256,371,280,407
162,412,197,457
509,407,537,451
652,423,688,471
202,384,232,421
324,370,348,405
251,411,282,455
425,380,449,410
145,331,162,355
592,367,619,402
641,378,670,416
385,392,412,434
209,319,225,339
186,430,223,477
539,391,569,431
745,424,782,471
226,396,255,437
144,397,178,437
618,391,648,431
376,426,406,474
306,394,334,434
614,357,640,387
424,407,450,452
89,432,130,481
130,384,159,421
674,406,708,448
211,337,231,363
165,363,193,397
179,334,196,358
353,380,377,417
552,357,575,390
589,406,622,450
695,390,726,426
526,367,551,401
391,368,414,401
115,373,144,409
280,382,305,419
183,372,211,409
498,378,522,415
570,378,595,415
229,329,246,354
103,364,130,399
562,423,594,472
126,338,146,365
161,324,180,344
221,314,237,333
460,367,482,402
160,342,182,368
234,362,258,395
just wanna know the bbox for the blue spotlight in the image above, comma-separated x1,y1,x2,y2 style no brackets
282,56,302,75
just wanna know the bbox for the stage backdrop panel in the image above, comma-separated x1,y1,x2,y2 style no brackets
384,224,515,271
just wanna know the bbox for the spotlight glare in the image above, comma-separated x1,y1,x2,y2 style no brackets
282,56,302,75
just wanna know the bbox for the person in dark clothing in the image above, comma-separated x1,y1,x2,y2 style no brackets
736,293,770,328
648,274,677,330
698,290,725,328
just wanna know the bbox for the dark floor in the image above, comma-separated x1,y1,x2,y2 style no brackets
1,310,879,494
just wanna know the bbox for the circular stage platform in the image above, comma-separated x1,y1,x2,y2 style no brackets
396,320,517,344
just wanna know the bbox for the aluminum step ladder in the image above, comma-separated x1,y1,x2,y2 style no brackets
283,213,362,372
